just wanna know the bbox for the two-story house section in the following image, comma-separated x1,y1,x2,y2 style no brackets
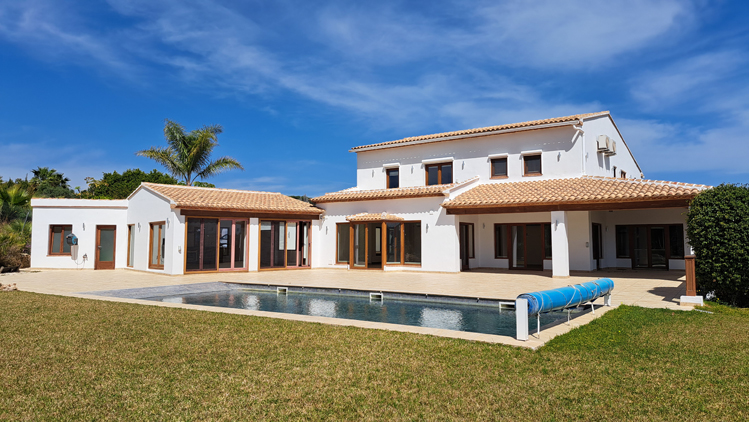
310,111,709,277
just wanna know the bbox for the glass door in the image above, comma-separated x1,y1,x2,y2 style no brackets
352,223,367,268
633,226,649,268
95,225,116,270
259,220,311,269
511,225,525,269
185,218,219,272
650,227,667,269
218,219,247,271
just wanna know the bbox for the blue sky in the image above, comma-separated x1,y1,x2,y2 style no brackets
1,0,748,196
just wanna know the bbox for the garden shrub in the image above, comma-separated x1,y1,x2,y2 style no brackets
687,184,749,307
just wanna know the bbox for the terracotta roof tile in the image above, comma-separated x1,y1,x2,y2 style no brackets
442,176,710,209
140,183,323,214
351,111,609,151
311,184,454,204
346,212,405,222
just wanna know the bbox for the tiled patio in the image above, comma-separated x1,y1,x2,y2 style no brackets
4,267,689,309
1,268,691,349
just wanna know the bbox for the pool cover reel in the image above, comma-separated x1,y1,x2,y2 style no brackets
517,278,614,316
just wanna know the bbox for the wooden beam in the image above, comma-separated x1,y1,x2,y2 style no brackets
444,199,692,215
179,209,320,220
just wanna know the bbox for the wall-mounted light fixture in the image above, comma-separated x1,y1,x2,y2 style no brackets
82,223,86,230
555,220,558,230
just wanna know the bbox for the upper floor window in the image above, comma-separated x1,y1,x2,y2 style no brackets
386,168,399,189
49,225,72,255
620,170,627,179
425,162,452,185
523,154,542,176
491,157,508,178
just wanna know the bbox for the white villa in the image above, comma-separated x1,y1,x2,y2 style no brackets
31,111,708,277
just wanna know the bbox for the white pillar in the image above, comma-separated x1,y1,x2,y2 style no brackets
516,298,529,341
551,210,570,278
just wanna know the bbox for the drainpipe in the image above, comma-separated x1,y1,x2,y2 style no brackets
573,119,585,175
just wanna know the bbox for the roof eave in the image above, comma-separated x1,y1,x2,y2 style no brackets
350,119,586,153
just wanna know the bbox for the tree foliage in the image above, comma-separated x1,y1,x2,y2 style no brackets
86,169,180,199
136,119,243,186
687,184,749,307
29,167,75,198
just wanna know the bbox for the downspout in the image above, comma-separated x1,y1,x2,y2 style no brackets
572,119,585,175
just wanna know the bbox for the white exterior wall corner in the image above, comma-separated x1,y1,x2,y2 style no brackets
355,126,586,191
581,115,642,179
314,197,459,272
30,199,128,270
127,188,183,275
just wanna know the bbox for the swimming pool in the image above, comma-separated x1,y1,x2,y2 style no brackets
144,287,574,337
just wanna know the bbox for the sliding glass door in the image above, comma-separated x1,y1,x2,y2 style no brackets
347,221,421,269
259,220,311,269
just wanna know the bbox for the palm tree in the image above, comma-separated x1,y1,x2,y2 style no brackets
0,185,32,223
31,167,71,189
136,120,244,186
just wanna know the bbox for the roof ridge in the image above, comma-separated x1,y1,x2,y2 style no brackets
580,175,711,189
141,182,281,195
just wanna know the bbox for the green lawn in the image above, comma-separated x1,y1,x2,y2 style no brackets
1,292,748,421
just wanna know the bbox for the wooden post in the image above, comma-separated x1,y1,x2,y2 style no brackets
685,255,697,296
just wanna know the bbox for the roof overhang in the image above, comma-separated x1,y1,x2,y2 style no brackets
444,198,693,215
178,208,321,220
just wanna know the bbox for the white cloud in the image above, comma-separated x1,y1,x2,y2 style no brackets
630,50,749,111
618,116,749,176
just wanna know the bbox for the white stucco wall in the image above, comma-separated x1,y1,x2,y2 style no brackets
30,199,128,270
354,115,643,192
127,188,183,275
314,197,459,272
581,115,642,179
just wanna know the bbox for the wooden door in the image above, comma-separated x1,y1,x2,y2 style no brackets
95,225,116,270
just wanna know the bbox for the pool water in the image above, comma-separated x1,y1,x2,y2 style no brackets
144,289,570,337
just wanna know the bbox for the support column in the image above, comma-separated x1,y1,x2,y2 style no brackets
551,210,570,278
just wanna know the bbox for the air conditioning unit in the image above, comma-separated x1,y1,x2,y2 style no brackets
604,140,617,156
597,135,611,152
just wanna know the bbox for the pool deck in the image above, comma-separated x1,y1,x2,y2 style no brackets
2,268,691,349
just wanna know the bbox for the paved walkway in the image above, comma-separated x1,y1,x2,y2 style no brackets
1,268,691,349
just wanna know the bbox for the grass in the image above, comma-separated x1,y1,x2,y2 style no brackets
1,293,748,421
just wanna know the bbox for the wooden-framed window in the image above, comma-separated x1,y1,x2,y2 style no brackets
490,157,508,179
127,224,135,267
425,162,452,185
336,223,350,263
615,224,686,263
620,170,627,179
386,168,399,189
523,154,542,176
48,225,73,255
149,222,166,270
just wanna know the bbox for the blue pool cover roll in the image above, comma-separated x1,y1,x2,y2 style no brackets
517,278,614,316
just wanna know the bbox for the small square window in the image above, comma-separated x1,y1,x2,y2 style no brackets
386,168,399,189
49,225,73,255
491,157,508,178
425,163,453,185
620,170,627,179
523,154,542,176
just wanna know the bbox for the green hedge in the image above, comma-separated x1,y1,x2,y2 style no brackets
687,184,749,307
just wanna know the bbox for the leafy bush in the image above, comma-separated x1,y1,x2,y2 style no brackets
0,221,31,269
687,184,749,307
